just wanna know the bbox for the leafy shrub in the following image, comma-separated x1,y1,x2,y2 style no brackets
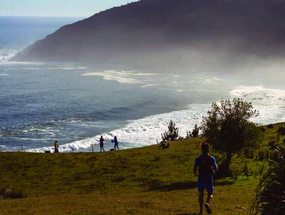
267,124,274,129
186,124,199,138
251,147,285,214
161,119,179,142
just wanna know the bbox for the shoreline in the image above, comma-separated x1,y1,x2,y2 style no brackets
1,122,285,154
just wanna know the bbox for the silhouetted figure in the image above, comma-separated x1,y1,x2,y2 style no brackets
113,136,119,151
54,140,59,153
193,142,218,214
99,135,105,152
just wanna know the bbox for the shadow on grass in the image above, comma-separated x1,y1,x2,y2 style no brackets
149,180,234,191
177,213,199,215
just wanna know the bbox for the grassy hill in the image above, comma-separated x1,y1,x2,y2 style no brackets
0,123,284,214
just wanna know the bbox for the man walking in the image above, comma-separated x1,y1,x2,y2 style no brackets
99,135,105,152
193,142,218,214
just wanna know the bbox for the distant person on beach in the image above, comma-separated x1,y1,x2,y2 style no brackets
54,140,59,153
193,142,218,214
99,135,105,152
113,136,119,151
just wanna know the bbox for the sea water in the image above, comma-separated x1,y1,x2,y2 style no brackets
1,17,285,152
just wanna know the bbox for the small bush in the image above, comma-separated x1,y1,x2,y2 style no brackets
267,124,274,129
186,124,199,138
261,127,266,132
161,120,179,141
251,146,285,214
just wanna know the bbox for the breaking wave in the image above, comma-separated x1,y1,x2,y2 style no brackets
230,86,285,124
25,85,285,153
26,103,209,152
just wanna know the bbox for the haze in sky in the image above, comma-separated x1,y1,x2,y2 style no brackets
0,0,138,17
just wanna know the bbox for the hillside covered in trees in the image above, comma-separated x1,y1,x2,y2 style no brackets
12,0,285,69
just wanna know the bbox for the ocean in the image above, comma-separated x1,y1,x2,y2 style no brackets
1,16,285,153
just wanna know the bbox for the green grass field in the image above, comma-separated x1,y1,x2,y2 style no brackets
0,123,284,215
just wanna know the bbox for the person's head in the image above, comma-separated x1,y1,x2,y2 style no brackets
200,142,210,154
114,136,117,140
55,140,57,144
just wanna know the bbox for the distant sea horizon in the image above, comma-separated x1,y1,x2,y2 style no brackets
1,16,285,153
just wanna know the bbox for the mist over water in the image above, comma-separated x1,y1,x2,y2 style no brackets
1,17,285,152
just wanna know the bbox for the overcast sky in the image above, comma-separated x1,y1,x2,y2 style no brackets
0,0,138,18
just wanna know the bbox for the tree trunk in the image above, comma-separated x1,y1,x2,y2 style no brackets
224,152,232,174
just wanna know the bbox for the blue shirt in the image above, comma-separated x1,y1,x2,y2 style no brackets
195,153,218,183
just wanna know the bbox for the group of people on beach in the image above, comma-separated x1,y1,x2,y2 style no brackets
53,136,119,153
99,135,119,152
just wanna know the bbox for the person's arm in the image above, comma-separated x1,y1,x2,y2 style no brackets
211,157,218,171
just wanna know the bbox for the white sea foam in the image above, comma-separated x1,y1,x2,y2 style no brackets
21,85,285,153
192,75,226,85
0,49,17,62
0,49,38,65
0,73,9,76
18,64,87,71
81,70,157,84
230,86,285,124
26,104,210,152
21,68,42,70
48,65,87,70
0,61,44,66
26,137,95,153
141,84,159,88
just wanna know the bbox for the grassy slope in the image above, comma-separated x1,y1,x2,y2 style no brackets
0,123,284,215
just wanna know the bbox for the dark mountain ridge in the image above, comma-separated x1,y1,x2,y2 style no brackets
12,0,285,68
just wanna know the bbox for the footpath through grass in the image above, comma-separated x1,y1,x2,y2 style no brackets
1,123,284,214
